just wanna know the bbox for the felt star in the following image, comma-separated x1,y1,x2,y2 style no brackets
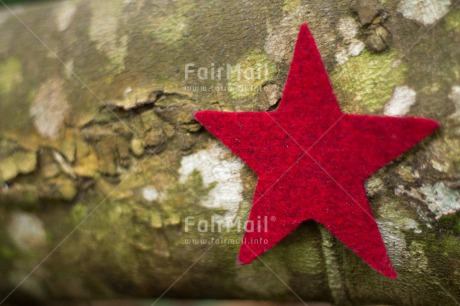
194,23,439,278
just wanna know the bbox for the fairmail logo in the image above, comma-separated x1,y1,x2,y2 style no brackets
184,215,276,233
184,63,270,81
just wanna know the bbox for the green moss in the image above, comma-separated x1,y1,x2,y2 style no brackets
331,50,407,113
149,211,162,228
227,50,277,99
408,241,429,271
439,235,460,257
377,197,414,221
444,10,460,33
144,0,195,44
0,57,22,96
0,245,16,260
277,222,324,275
70,203,88,223
439,211,460,235
283,0,302,12
396,165,415,183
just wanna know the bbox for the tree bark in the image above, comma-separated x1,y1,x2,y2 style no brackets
0,0,459,305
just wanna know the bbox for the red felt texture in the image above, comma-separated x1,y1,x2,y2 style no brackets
194,23,439,278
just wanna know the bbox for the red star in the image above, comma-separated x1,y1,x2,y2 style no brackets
194,24,438,278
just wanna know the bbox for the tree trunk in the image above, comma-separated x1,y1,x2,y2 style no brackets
0,0,459,305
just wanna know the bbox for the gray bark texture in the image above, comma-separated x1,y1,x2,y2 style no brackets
0,0,460,305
